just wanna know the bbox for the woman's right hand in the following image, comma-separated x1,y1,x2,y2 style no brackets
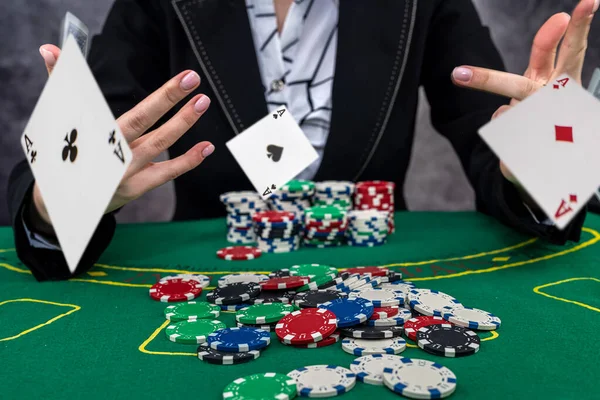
32,45,214,227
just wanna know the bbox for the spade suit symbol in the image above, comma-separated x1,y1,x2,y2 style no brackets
266,144,283,162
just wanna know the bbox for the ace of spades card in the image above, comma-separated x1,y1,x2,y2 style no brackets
20,36,132,272
226,106,318,199
479,74,600,230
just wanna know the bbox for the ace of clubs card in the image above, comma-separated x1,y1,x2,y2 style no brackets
21,36,132,272
479,74,600,229
226,107,318,199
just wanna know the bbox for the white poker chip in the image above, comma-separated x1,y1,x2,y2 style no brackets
378,281,415,301
160,274,211,288
382,358,457,399
350,354,403,386
218,273,269,287
441,306,501,330
348,287,404,307
366,309,412,327
287,365,356,398
341,337,406,356
407,289,461,316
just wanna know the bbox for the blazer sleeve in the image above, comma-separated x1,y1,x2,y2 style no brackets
6,0,169,281
420,0,585,244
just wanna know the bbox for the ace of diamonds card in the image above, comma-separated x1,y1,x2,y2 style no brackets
21,36,132,272
479,74,600,229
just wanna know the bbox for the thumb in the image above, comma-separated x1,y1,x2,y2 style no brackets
39,45,61,75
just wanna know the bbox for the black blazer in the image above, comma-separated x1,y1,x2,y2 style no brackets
7,0,586,281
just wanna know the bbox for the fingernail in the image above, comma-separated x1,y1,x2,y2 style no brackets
194,95,211,113
452,67,473,83
39,47,56,67
202,144,215,158
180,71,200,91
593,0,599,14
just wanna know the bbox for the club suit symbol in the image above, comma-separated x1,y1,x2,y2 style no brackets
62,128,78,162
266,145,284,162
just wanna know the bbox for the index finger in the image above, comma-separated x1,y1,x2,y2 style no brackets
451,66,544,101
554,0,599,80
118,70,202,142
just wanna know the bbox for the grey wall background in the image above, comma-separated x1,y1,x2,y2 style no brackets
1,0,599,225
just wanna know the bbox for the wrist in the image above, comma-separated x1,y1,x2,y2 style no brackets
28,184,55,236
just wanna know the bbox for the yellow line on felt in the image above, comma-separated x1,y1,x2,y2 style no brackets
407,227,600,282
69,278,152,288
0,262,31,274
95,264,273,275
533,277,600,313
0,298,80,342
0,248,15,253
383,238,538,268
138,319,196,356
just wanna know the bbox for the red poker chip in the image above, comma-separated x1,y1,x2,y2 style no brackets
355,180,395,193
216,246,262,261
345,266,389,277
252,211,296,223
275,308,338,344
404,316,451,341
149,279,203,302
281,331,341,348
304,220,347,229
260,276,310,290
303,224,348,234
369,306,400,320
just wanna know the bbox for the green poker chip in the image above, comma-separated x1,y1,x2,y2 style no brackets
281,179,315,193
222,372,297,400
165,319,226,344
305,205,345,220
290,263,338,279
164,301,221,321
295,273,337,292
235,303,295,324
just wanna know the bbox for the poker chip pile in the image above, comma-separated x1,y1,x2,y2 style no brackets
302,205,348,248
354,181,396,234
252,211,302,253
266,180,315,218
219,191,267,244
148,265,502,399
312,181,355,211
346,209,389,247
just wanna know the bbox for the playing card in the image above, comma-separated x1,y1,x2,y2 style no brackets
479,74,600,229
21,36,132,272
226,107,318,199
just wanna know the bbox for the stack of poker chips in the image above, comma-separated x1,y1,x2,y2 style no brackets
266,180,315,218
220,191,267,244
252,211,301,253
346,210,389,246
313,181,355,212
302,205,348,248
353,180,395,234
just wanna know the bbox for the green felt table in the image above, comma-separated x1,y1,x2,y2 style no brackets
1,212,600,399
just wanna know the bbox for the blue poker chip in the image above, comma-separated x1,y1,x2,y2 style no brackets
219,303,252,311
318,298,374,327
207,327,270,352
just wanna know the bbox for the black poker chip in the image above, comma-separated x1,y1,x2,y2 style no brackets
293,290,347,308
197,344,260,365
236,321,279,332
380,271,403,283
339,324,404,339
248,290,296,304
416,324,480,357
205,282,261,305
269,269,291,278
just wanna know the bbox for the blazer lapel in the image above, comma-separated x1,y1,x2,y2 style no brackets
314,0,417,181
172,0,267,135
